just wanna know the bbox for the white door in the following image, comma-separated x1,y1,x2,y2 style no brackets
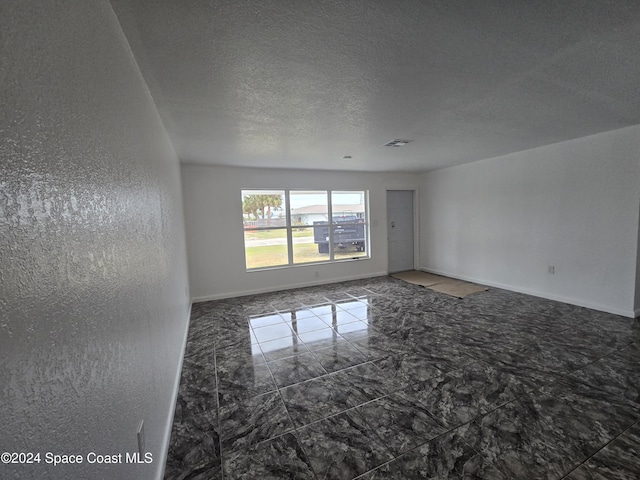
387,190,414,273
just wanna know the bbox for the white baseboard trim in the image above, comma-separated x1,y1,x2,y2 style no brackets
192,271,389,303
420,267,637,318
157,302,192,480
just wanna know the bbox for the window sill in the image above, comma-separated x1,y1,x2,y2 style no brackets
245,255,371,273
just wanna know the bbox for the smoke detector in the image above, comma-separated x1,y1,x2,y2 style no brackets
383,139,412,147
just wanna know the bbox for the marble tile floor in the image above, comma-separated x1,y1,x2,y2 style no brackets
165,276,640,479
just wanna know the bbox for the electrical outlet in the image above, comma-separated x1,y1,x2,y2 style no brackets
137,420,145,455
548,265,555,274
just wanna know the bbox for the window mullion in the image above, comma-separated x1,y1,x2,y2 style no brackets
285,189,294,265
327,190,333,261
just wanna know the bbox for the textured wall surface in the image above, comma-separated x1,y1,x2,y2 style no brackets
420,125,640,317
0,1,190,479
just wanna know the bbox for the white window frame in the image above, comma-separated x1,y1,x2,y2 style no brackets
242,189,370,271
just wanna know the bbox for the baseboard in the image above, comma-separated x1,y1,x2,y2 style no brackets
157,301,192,480
420,267,637,318
192,271,389,303
635,308,640,319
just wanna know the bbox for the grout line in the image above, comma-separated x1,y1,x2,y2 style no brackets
268,359,322,480
212,339,224,480
559,419,640,479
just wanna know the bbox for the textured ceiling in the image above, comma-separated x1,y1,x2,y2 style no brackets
112,0,640,172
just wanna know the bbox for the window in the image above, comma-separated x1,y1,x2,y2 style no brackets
242,189,369,270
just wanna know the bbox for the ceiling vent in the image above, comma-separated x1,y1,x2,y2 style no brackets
383,139,412,147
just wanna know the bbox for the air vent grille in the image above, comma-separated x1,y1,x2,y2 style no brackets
383,139,412,147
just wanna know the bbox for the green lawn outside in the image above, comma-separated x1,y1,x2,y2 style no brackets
245,242,366,269
245,244,290,268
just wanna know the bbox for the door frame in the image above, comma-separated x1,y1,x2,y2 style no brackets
386,188,420,273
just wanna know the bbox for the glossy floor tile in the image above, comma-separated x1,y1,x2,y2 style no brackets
297,409,394,479
354,390,446,456
359,425,507,480
165,276,640,479
565,423,640,480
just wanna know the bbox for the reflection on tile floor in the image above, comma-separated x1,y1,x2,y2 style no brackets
165,276,640,479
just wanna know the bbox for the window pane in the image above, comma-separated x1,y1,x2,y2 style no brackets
292,226,330,264
290,190,328,227
242,190,287,229
333,223,367,259
331,191,366,222
332,190,367,260
244,229,289,269
290,191,330,264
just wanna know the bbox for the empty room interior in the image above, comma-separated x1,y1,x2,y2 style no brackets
3,1,640,479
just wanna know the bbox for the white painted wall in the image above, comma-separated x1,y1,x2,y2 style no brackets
182,165,418,300
420,125,640,317
0,2,190,479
